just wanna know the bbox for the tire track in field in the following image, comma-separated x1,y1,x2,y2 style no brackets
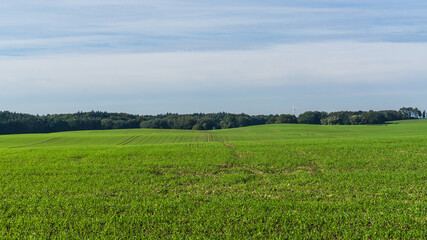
205,132,215,142
118,136,140,146
9,137,61,148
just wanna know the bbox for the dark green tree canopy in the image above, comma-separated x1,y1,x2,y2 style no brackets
0,107,424,135
298,111,328,124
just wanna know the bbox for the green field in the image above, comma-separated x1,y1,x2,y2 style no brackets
1,120,426,239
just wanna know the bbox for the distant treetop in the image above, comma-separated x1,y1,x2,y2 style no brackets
0,107,424,135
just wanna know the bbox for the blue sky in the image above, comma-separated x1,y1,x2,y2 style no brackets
1,0,427,115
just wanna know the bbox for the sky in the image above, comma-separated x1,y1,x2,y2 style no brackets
1,0,427,115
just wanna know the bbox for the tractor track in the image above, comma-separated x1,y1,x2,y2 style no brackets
118,136,140,145
9,137,61,149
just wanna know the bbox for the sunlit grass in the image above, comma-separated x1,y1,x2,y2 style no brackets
0,120,426,238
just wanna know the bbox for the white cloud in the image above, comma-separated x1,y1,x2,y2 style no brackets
1,42,427,98
0,36,123,49
2,0,427,56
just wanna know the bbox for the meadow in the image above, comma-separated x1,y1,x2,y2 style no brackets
0,120,426,239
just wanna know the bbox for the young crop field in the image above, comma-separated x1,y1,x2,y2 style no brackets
0,120,426,238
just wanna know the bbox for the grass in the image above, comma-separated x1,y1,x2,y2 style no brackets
0,120,426,239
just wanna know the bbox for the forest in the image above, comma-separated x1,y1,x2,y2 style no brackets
0,107,424,135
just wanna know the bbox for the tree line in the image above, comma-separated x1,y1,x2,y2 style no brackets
0,107,424,134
